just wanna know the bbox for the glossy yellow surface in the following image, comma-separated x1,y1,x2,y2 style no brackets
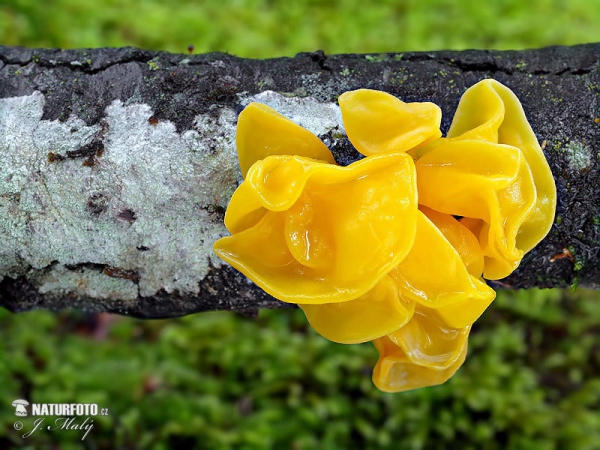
416,79,556,279
213,79,556,393
214,152,418,304
420,206,484,277
236,103,335,177
338,89,442,156
390,212,495,329
299,212,492,344
373,334,468,393
300,274,414,344
388,306,470,369
416,139,536,279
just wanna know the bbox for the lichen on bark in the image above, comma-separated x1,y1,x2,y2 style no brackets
0,44,599,317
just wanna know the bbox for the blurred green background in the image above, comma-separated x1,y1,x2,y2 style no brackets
1,0,600,449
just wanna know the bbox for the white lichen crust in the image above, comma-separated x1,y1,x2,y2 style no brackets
0,90,343,303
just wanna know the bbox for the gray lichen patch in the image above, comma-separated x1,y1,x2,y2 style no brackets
564,141,592,171
243,90,344,136
36,263,139,301
0,91,240,299
0,88,351,305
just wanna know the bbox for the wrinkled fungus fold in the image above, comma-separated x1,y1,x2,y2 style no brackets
213,79,556,393
236,102,335,177
338,89,442,155
373,334,468,393
214,152,418,304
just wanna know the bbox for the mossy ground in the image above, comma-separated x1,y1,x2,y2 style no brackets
1,289,600,449
3,0,600,57
1,1,600,448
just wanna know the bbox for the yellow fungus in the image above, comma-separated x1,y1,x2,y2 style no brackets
390,212,495,329
372,334,468,393
299,211,493,346
420,206,484,278
214,152,418,304
416,79,556,279
236,103,335,178
338,89,442,156
387,306,470,370
214,79,556,393
299,274,414,344
416,139,537,279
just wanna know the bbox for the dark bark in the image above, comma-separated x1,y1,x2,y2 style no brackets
0,44,599,318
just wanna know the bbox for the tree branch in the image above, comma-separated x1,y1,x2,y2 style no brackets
0,44,598,318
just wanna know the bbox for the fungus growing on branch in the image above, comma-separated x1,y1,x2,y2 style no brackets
214,79,556,392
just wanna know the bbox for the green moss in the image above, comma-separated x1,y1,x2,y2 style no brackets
4,0,600,58
567,245,586,273
3,289,600,448
365,54,387,62
147,59,160,71
388,68,409,86
570,274,579,291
